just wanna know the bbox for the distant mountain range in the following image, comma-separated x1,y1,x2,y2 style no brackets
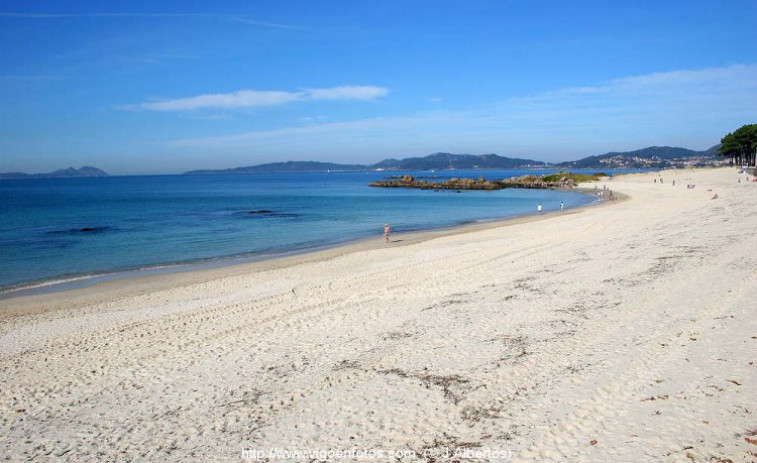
185,161,366,175
184,146,720,174
184,153,548,174
0,166,109,179
0,146,722,179
371,152,548,170
556,145,721,169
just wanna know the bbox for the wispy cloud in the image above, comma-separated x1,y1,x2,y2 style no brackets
517,64,757,103
122,90,302,111
170,116,406,147
0,74,64,82
167,64,757,160
120,86,389,111
0,12,300,30
307,86,390,101
230,17,303,30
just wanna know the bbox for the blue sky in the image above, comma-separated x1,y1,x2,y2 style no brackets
1,0,756,174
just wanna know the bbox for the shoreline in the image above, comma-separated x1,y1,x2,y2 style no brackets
0,187,612,308
0,168,630,299
2,167,754,462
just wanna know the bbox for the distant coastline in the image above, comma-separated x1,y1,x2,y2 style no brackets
0,166,108,180
0,145,723,178
183,146,722,175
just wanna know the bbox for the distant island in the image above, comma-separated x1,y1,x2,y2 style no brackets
0,166,108,179
183,145,721,174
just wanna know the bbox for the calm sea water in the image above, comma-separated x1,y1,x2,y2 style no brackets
0,170,616,292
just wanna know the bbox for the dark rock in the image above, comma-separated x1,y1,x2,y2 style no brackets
242,210,298,219
370,172,600,191
48,226,111,235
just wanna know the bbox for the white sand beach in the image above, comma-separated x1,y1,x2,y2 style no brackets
1,167,756,462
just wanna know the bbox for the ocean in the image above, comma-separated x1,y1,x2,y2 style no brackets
0,169,611,293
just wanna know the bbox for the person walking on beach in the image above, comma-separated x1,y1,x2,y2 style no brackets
383,223,391,243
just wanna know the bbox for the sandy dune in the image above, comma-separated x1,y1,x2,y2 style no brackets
1,167,756,462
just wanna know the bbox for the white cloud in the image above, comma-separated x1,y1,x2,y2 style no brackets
121,85,389,111
122,90,303,111
307,85,389,100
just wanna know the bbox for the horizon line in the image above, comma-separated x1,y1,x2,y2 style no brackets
0,144,721,176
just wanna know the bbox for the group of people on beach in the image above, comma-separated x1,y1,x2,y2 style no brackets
384,168,753,241
736,170,756,183
536,201,565,214
656,174,716,198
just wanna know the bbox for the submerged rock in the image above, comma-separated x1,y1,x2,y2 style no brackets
47,226,112,235
243,210,298,219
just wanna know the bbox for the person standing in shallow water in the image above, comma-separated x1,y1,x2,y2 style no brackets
537,203,542,214
383,223,391,243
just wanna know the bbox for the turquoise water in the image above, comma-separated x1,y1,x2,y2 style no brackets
0,170,608,291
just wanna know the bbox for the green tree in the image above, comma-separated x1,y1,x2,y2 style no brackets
718,132,740,166
719,124,757,167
